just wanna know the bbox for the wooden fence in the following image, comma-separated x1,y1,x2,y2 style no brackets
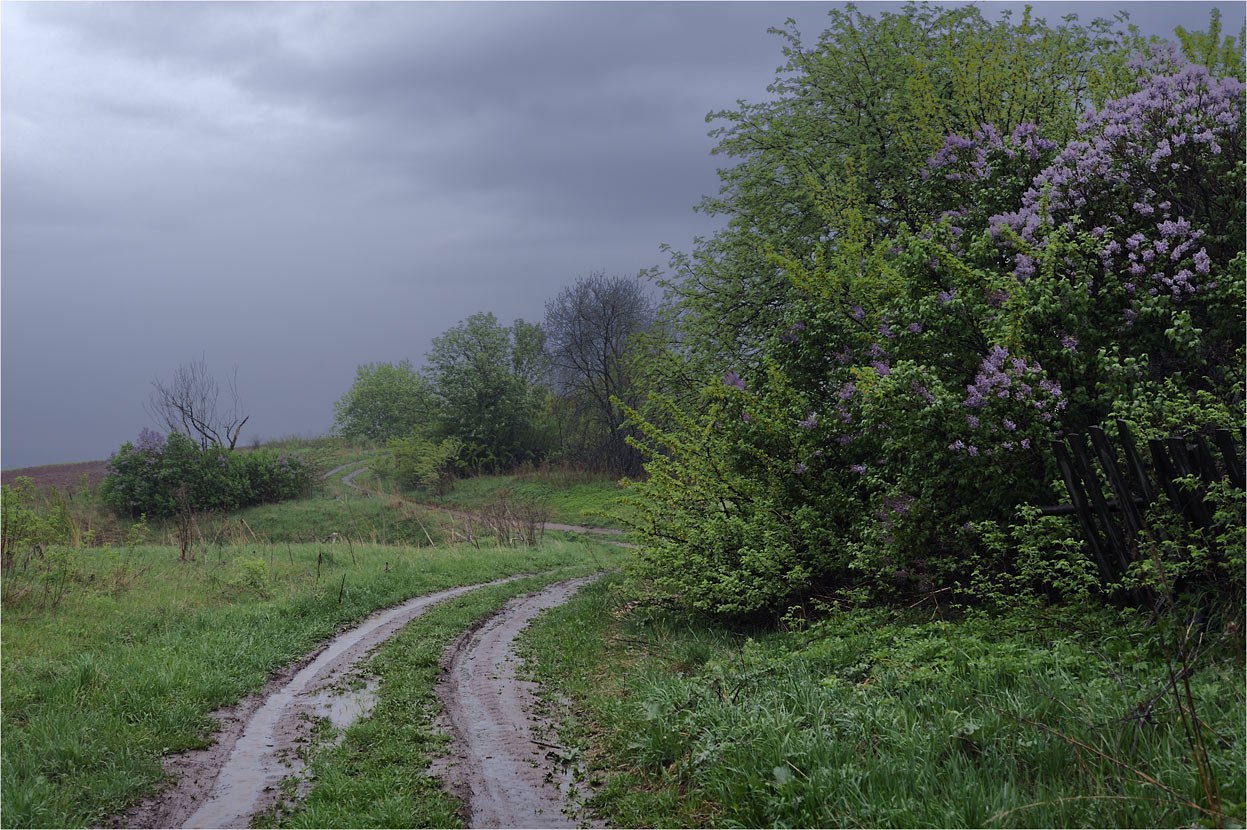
1041,419,1244,584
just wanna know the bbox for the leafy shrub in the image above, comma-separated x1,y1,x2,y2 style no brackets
626,46,1245,617
1,477,71,563
375,435,462,495
100,430,318,519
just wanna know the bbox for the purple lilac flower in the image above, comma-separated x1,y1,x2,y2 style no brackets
988,51,1240,301
872,361,892,376
798,413,818,429
850,463,867,475
136,428,166,454
908,322,924,334
794,463,808,476
723,371,746,391
937,289,956,304
1060,334,1078,352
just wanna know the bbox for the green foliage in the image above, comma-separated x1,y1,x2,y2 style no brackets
627,7,1245,617
1175,8,1246,80
672,3,1142,369
376,435,463,495
427,312,554,472
526,579,1246,829
332,361,434,443
100,432,318,519
1,478,71,562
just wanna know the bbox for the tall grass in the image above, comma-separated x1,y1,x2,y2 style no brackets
523,579,1247,828
0,540,614,828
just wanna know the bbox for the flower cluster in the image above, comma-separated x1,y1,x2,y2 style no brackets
135,428,167,455
990,49,1242,300
950,346,1065,456
925,122,1059,183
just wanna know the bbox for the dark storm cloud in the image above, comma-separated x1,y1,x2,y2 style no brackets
3,2,1242,468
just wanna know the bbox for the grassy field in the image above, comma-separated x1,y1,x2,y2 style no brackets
8,444,1242,829
521,578,1246,828
0,537,621,828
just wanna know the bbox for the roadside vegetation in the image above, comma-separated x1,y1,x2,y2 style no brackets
523,578,1245,828
1,536,618,828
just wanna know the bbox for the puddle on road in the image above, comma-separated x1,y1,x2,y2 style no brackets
308,677,380,734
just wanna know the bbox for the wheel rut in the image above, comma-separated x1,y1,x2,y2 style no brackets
436,576,603,829
119,577,519,829
116,574,601,829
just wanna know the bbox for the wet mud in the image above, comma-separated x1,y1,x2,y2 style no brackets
436,576,601,829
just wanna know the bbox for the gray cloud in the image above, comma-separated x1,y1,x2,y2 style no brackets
3,1,1242,468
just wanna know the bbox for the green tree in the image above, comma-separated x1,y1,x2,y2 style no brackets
666,3,1142,374
427,312,552,471
333,361,434,442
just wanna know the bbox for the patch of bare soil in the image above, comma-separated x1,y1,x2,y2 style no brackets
1,459,109,489
118,577,520,830
436,576,602,829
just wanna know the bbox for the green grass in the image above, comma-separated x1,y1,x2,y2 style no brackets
423,471,630,528
522,579,1247,828
0,538,617,828
257,436,384,476
227,493,449,546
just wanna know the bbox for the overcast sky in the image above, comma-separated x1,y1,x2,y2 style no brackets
2,1,1242,469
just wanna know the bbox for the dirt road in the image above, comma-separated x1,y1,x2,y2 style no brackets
120,577,529,828
118,574,602,829
436,577,602,828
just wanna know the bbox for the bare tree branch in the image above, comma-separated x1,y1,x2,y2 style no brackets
146,357,249,450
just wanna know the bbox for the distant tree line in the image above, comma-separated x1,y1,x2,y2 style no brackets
333,271,657,481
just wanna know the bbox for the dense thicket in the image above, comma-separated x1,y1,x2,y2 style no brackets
624,7,1245,618
101,430,318,518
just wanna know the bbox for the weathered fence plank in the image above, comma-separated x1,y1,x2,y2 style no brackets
1041,422,1243,584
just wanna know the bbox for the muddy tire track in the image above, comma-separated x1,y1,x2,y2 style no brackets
120,577,521,830
436,576,602,829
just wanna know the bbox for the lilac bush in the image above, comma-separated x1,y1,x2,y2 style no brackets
623,46,1244,615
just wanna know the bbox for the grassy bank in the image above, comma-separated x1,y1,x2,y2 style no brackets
523,578,1246,828
0,539,618,828
230,493,448,546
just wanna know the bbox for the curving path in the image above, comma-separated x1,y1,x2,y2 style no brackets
333,460,628,539
122,577,523,828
